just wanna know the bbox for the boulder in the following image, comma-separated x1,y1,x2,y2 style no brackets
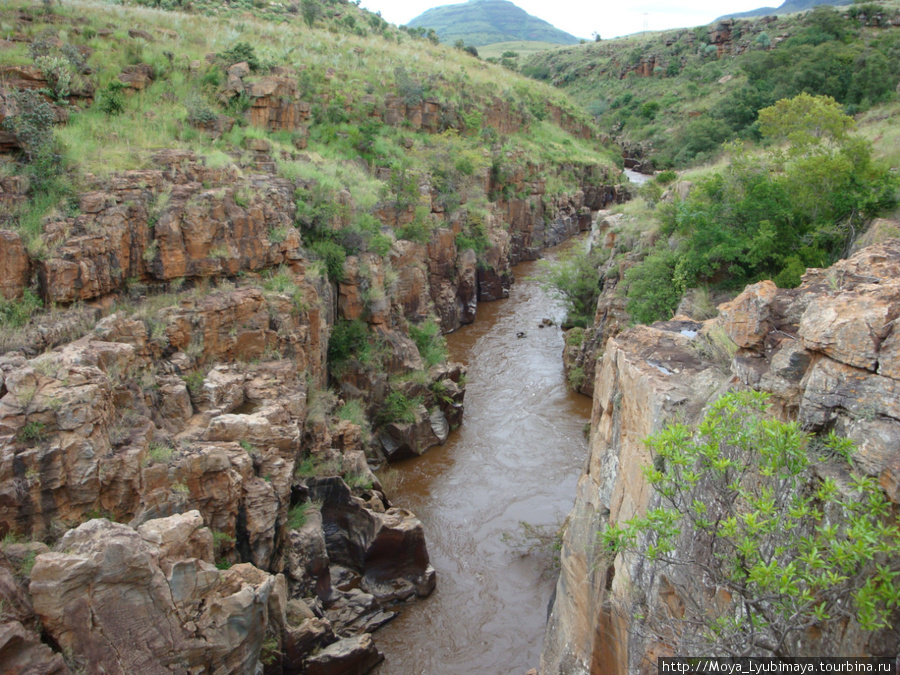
718,280,778,350
305,634,383,675
307,477,436,600
0,621,70,675
117,64,154,90
29,515,279,674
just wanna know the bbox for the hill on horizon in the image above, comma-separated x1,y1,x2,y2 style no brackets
407,0,580,47
718,0,853,20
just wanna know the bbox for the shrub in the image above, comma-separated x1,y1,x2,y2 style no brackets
1,90,61,192
0,290,43,329
541,247,605,329
309,239,347,283
327,319,369,365
622,247,680,325
301,0,320,27
603,391,900,655
216,42,261,71
376,391,421,426
17,421,47,444
97,80,127,117
408,319,447,367
567,365,585,391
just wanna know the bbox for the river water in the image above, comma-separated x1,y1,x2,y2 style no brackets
373,238,593,674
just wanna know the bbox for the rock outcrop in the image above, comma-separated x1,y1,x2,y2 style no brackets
542,240,900,673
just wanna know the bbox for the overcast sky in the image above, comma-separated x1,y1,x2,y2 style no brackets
361,0,772,40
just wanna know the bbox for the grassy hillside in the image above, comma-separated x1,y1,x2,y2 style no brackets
407,0,580,48
522,2,900,168
720,0,853,20
477,40,565,60
0,0,617,259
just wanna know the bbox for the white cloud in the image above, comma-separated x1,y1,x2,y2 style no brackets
363,0,771,40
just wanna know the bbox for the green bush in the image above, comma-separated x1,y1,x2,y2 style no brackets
309,239,347,283
542,247,605,329
622,247,681,325
97,81,128,117
17,421,47,444
1,90,62,193
216,42,261,71
376,391,422,426
603,391,900,655
408,319,447,368
0,290,43,329
327,319,370,366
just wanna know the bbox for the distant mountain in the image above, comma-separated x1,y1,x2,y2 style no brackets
718,0,853,20
407,0,580,48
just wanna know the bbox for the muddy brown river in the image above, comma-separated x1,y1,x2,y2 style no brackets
373,239,593,674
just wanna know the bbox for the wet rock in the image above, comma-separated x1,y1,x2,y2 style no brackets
307,477,435,600
325,588,396,635
305,633,383,675
286,508,331,599
378,404,442,462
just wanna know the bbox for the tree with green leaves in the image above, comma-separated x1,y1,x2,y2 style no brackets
541,247,606,329
603,391,900,657
300,0,320,28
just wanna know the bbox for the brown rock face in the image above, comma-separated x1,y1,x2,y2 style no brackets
0,275,329,539
543,240,900,673
0,620,70,675
29,514,281,674
0,230,30,300
118,63,155,90
247,77,311,133
35,156,301,304
718,279,779,349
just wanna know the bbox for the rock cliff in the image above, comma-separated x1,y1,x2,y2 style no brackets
0,133,619,675
542,241,900,672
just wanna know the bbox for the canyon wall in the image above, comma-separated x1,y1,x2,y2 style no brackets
0,147,621,675
543,240,900,672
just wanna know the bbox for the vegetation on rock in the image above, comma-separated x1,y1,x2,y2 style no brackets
603,390,900,655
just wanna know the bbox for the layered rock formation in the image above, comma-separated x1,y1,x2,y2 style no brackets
0,147,619,675
543,240,900,672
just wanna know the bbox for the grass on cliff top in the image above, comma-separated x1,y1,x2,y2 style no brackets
0,0,621,260
2,0,618,187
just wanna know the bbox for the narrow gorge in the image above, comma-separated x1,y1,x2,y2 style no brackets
3,0,900,672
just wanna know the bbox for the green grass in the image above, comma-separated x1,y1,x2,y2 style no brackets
287,501,320,530
144,442,174,466
409,319,448,368
478,41,567,60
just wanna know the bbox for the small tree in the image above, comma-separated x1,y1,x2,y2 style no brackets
1,90,61,192
301,0,320,28
603,391,900,657
541,247,606,329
